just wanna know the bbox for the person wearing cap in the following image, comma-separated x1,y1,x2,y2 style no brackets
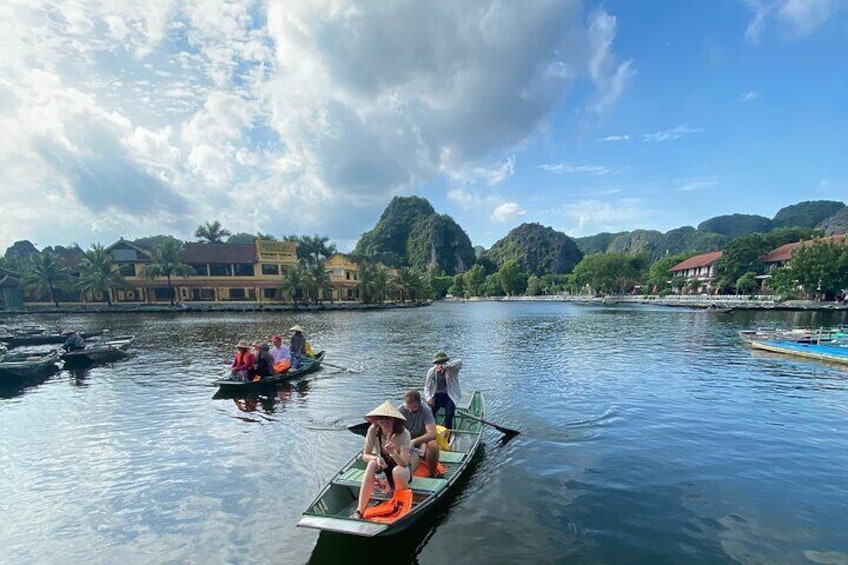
351,400,412,520
424,351,462,429
289,325,306,369
230,340,255,381
269,334,291,373
61,330,86,352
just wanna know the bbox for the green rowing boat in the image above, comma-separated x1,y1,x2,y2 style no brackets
298,390,485,537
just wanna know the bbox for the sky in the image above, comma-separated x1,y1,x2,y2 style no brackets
1,0,846,255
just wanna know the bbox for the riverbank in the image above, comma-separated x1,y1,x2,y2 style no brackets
458,295,848,311
0,300,432,315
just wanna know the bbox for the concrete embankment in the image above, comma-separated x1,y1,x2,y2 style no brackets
464,295,848,311
0,301,432,315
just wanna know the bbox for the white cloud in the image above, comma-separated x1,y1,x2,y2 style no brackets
586,10,635,114
538,163,614,175
491,202,526,223
596,134,630,142
642,124,703,142
0,1,630,253
743,0,842,40
740,90,760,101
675,178,719,192
553,198,650,236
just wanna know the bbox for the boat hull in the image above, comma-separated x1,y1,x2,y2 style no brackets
60,336,136,368
212,351,325,395
298,390,485,537
750,340,848,365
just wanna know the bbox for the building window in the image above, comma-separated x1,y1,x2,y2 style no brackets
154,288,172,301
261,263,279,275
234,263,254,276
263,288,277,299
118,264,136,277
230,288,246,300
210,263,232,276
189,264,209,276
113,249,137,261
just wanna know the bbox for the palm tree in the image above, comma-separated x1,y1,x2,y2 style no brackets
297,234,337,264
76,243,127,306
306,259,333,303
279,263,308,304
355,261,378,303
22,250,70,307
141,239,195,305
194,220,231,243
372,266,393,304
395,267,424,302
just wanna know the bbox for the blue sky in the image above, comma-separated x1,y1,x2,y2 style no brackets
0,1,846,254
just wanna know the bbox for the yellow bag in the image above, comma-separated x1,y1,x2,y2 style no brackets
305,341,315,356
435,425,451,451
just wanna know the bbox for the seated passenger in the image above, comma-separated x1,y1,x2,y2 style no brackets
351,400,411,520
252,343,274,380
398,389,442,477
230,340,255,381
269,334,291,373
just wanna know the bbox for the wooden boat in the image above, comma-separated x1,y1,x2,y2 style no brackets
0,350,62,388
60,335,136,368
749,340,848,365
739,327,847,345
298,390,485,537
1,329,107,348
212,351,325,393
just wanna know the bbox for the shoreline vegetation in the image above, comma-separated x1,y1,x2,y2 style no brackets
4,296,848,314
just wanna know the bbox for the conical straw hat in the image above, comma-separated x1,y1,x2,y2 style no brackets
364,400,407,423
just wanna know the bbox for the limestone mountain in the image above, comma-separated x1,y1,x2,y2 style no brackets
354,196,475,275
773,200,846,229
697,214,774,239
484,223,583,276
817,208,848,236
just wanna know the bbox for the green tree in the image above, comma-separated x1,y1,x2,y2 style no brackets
141,239,195,306
713,233,769,292
372,266,394,303
735,272,760,295
646,253,694,294
305,259,333,303
779,240,848,300
22,250,70,307
298,234,337,265
76,243,127,306
280,263,309,304
526,275,542,296
497,259,523,296
396,267,425,302
355,261,378,303
463,264,486,297
449,273,466,298
194,220,231,243
570,253,645,295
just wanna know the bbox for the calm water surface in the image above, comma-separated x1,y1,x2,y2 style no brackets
1,302,847,564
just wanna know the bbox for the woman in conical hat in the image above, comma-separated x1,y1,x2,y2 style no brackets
351,400,412,520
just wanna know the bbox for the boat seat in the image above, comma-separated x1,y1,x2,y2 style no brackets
438,451,464,464
334,468,447,494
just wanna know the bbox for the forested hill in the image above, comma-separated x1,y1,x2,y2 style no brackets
351,198,846,275
353,196,475,275
574,200,846,262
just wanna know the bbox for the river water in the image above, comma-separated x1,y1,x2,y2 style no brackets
1,302,847,564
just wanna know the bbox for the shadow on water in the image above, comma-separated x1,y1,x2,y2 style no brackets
0,365,60,399
308,445,487,564
213,379,313,417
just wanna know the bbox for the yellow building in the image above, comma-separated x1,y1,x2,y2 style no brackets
102,239,365,305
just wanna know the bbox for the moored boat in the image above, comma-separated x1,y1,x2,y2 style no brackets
739,326,847,345
0,350,62,388
60,335,136,368
749,340,848,365
298,390,485,537
212,351,325,394
1,329,107,348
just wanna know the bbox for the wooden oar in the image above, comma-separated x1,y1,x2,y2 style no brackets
321,361,361,373
456,410,520,437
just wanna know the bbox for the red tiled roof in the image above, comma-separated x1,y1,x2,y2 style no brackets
182,243,257,263
763,234,848,264
670,251,723,272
